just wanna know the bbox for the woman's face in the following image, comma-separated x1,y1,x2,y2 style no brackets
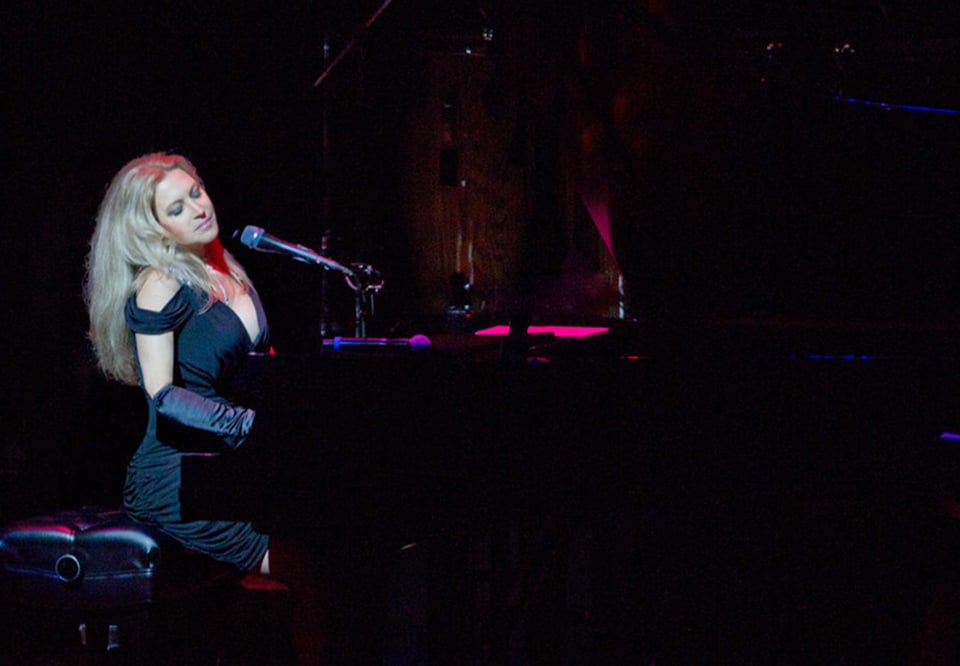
153,167,218,253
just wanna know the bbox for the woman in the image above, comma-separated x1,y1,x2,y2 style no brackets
85,152,323,660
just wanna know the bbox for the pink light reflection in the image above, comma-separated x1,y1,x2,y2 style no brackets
19,524,76,535
474,325,609,339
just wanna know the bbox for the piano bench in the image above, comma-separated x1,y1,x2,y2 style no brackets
0,506,252,664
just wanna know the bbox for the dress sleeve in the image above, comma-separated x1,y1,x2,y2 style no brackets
124,283,195,334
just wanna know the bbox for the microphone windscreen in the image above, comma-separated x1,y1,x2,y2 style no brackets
409,334,432,350
239,226,263,248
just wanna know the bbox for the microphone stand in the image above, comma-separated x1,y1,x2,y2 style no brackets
318,32,332,339
295,254,384,338
311,0,395,338
345,262,384,337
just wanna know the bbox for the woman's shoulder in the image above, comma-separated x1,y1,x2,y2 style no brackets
126,269,196,333
136,268,183,312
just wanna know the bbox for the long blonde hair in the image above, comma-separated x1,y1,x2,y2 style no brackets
84,152,251,385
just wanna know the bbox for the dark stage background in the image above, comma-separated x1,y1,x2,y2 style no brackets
6,1,960,662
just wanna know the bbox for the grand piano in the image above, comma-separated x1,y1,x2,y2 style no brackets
170,315,960,663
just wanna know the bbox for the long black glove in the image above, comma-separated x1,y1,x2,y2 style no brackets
153,384,255,450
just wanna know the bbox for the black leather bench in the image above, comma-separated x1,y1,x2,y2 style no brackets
0,506,256,664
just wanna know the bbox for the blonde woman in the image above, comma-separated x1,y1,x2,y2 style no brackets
85,152,323,661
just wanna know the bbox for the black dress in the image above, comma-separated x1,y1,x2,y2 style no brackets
122,283,270,572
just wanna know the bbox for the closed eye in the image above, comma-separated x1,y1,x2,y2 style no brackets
166,185,201,216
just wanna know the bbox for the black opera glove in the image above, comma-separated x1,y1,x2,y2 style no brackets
153,384,255,450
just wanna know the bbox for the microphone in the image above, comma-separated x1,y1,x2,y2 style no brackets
239,226,354,276
322,335,432,351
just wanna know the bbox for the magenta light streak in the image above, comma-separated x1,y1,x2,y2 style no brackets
578,185,615,257
474,325,610,338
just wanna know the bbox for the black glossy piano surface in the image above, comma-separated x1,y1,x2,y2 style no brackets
169,321,960,662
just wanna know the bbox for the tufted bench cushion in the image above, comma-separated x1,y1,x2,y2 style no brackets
0,506,238,612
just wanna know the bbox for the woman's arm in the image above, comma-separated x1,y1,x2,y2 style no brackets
134,269,179,398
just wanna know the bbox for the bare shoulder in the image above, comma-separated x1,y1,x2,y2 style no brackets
136,268,182,312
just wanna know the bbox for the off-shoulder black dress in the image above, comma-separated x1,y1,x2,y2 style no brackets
122,284,270,572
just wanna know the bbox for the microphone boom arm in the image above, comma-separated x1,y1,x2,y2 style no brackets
295,250,356,277
238,225,382,337
312,0,396,87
